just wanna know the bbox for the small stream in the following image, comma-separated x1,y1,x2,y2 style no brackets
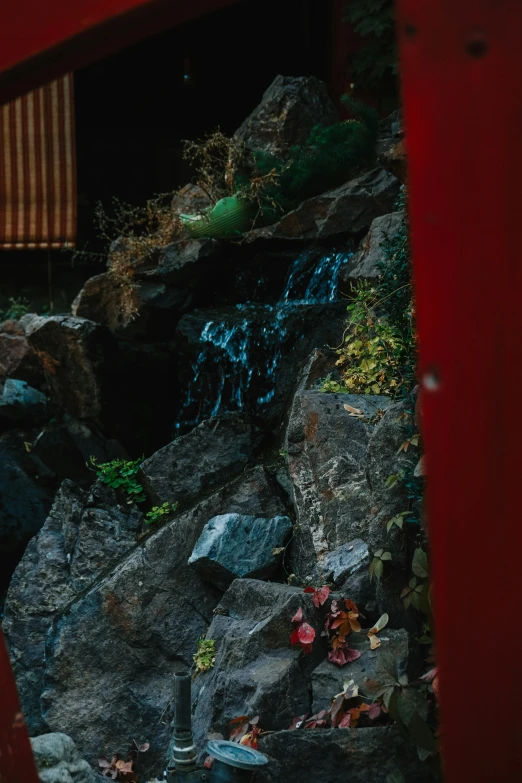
175,249,352,432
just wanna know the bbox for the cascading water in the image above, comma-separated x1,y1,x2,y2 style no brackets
175,249,353,432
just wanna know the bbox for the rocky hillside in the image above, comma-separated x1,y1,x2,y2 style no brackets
0,77,435,783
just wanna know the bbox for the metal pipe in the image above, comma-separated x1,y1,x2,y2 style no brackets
171,671,198,774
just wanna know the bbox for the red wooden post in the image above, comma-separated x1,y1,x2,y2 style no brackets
396,1,522,779
0,628,40,783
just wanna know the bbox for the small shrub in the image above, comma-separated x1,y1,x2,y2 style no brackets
0,296,30,321
343,0,397,91
193,638,216,677
145,501,178,525
89,456,146,504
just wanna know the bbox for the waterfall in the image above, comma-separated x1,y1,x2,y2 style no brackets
175,250,352,431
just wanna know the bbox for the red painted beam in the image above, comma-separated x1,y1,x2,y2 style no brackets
0,628,40,783
396,1,522,780
0,0,240,105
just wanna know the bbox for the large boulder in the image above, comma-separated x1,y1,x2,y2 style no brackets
24,315,110,420
247,168,400,242
0,378,47,429
191,579,326,757
341,210,403,285
257,727,434,783
30,733,97,783
284,391,418,626
188,512,293,589
0,430,54,555
310,628,410,713
0,318,44,387
234,75,338,157
36,468,284,774
3,479,142,733
71,272,140,333
141,412,264,505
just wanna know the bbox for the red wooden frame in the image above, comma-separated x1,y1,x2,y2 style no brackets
2,0,522,779
0,629,40,783
397,0,522,779
0,0,240,105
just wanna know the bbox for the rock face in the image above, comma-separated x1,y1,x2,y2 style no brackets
248,168,400,242
188,513,293,589
37,468,283,774
24,315,109,420
2,479,142,733
0,430,54,554
191,579,325,757
257,727,434,783
234,75,338,157
0,378,47,428
310,629,410,713
141,412,264,505
0,319,44,386
341,210,403,284
320,539,370,586
30,733,96,783
284,390,418,625
71,273,140,333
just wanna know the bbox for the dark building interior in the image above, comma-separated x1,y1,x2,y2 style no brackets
1,0,332,313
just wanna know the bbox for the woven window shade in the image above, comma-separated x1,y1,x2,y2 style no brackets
0,74,76,250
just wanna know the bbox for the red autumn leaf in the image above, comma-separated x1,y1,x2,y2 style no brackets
344,599,359,614
339,712,352,728
368,703,382,720
290,627,301,646
300,642,313,654
288,714,308,731
304,585,331,607
328,645,362,667
291,607,303,623
297,623,316,645
204,756,215,769
304,710,328,729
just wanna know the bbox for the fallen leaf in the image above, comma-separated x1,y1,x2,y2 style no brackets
272,546,285,556
343,403,364,417
204,756,215,769
304,585,331,607
291,607,303,623
297,623,315,645
328,645,362,667
368,613,389,649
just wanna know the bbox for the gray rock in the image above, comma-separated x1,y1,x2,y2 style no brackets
25,315,109,420
38,468,283,775
71,273,139,332
188,513,293,589
234,75,338,157
341,211,403,284
284,390,393,579
191,579,326,758
0,318,44,387
0,378,47,427
30,733,96,783
284,391,418,626
257,727,435,783
310,628,410,713
141,412,264,506
248,168,400,242
320,539,370,586
3,479,141,734
0,430,53,553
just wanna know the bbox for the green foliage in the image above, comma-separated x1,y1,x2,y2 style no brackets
145,501,179,526
332,281,411,396
0,297,31,321
343,0,397,90
369,549,392,582
253,95,378,217
324,192,415,398
193,638,216,677
89,456,146,504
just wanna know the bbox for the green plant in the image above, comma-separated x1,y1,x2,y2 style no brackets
0,296,31,321
343,0,397,91
254,95,378,217
332,282,411,396
145,501,178,525
369,549,392,582
89,456,146,504
193,639,216,677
